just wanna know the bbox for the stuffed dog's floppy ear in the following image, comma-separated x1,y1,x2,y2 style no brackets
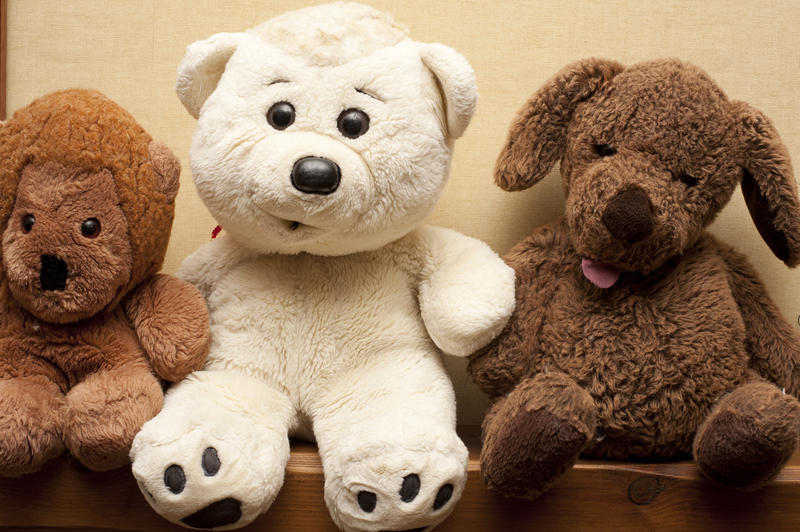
419,43,477,139
732,100,800,267
176,32,244,119
495,58,624,191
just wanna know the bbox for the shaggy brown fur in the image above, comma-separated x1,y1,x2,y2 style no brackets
0,90,210,476
470,58,800,497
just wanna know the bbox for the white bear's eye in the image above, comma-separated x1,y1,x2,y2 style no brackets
337,109,370,139
267,102,295,130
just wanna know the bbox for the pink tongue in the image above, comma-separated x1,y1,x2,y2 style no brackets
581,258,622,289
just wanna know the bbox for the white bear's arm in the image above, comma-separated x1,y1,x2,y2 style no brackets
177,234,259,299
409,225,515,357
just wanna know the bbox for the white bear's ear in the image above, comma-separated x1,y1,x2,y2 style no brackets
176,32,245,119
419,43,477,139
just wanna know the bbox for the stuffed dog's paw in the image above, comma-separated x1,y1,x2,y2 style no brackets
694,381,800,490
481,372,597,498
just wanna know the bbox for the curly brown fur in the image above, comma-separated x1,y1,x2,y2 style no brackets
694,380,800,490
481,371,596,498
471,58,800,497
0,90,210,475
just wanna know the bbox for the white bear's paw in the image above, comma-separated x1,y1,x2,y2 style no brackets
131,412,287,530
325,436,468,532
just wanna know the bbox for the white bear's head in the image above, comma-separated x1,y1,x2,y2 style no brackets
177,2,477,255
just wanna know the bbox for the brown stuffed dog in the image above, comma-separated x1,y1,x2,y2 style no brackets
469,58,800,497
0,89,210,476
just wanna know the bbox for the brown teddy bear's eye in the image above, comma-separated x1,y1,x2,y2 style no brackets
337,109,370,139
675,172,699,187
593,144,617,157
81,218,101,238
266,102,295,130
21,214,35,233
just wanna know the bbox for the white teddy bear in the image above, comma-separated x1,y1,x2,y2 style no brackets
130,3,515,531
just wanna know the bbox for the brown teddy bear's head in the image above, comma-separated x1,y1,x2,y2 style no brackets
495,58,800,284
0,90,180,323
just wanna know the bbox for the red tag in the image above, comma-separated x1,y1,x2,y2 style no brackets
211,225,222,239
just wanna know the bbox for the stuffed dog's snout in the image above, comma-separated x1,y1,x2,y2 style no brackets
291,156,341,195
601,189,654,244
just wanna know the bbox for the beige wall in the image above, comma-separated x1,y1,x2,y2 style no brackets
8,0,800,424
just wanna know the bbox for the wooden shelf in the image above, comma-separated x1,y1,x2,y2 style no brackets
2,427,800,531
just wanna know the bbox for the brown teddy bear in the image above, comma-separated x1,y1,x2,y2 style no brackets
0,89,210,476
469,58,800,498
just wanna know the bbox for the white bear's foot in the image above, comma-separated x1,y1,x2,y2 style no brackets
323,430,468,532
130,373,293,530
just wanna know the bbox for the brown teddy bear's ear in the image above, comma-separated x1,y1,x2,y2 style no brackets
495,58,624,191
149,141,181,203
731,101,800,267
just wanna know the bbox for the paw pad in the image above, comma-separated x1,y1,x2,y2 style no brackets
399,474,421,502
356,475,454,515
358,490,377,512
433,484,453,511
202,447,220,476
181,497,242,529
164,464,186,494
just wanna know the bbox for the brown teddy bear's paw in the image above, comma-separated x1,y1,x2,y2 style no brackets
481,372,597,498
0,377,65,477
63,367,163,471
694,382,800,490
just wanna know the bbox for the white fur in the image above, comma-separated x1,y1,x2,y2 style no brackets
131,4,514,531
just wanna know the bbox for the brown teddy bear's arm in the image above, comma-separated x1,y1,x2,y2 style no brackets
123,274,210,382
469,223,568,398
718,245,800,396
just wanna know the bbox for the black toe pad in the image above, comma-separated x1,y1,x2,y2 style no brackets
400,473,421,502
433,484,453,511
181,498,242,529
164,464,186,494
357,490,377,512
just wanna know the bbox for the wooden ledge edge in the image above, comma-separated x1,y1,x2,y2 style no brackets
2,426,800,531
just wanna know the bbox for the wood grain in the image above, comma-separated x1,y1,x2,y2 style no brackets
1,427,800,531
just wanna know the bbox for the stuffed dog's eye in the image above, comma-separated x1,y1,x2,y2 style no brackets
81,218,101,238
676,172,699,187
266,102,295,130
21,214,35,233
338,109,370,139
593,144,617,157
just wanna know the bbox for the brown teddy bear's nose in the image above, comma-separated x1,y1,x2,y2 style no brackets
40,254,68,291
601,189,654,243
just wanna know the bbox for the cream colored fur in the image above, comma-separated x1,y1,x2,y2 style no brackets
130,4,514,531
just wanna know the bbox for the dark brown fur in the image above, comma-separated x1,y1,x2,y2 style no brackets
470,58,800,497
0,90,210,476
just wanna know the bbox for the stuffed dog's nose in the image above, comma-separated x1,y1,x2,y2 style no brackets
291,156,341,195
40,254,68,291
602,189,654,243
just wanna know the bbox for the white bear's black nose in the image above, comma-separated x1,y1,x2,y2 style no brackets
291,156,341,195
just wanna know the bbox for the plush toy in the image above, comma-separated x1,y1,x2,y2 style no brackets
469,58,800,498
0,89,210,476
129,3,515,531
